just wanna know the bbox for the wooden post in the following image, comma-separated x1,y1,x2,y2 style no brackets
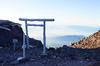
12,39,18,50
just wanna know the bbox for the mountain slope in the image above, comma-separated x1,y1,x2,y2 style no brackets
71,30,100,49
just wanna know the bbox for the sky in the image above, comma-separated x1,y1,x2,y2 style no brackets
0,0,100,39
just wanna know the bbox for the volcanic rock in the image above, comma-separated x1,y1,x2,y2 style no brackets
71,30,100,49
0,20,43,49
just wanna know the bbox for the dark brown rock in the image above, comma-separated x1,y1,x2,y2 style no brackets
0,20,43,49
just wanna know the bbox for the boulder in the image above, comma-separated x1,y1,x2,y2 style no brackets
0,20,43,48
29,38,43,48
0,20,21,47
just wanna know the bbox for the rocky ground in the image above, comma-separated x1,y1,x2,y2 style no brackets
72,30,100,49
0,21,99,66
0,46,98,66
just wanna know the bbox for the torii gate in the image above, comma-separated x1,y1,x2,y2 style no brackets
19,18,54,57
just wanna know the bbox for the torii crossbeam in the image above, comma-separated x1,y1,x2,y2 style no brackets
19,18,54,57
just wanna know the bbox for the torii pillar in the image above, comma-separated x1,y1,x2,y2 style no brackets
19,18,54,56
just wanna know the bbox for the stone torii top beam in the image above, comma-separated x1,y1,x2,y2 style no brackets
19,18,54,57
19,18,54,22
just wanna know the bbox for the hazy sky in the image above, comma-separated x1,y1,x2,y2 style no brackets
0,0,100,38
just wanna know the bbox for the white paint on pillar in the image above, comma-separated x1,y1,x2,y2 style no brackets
22,33,26,58
19,18,54,56
43,21,46,54
25,21,29,48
